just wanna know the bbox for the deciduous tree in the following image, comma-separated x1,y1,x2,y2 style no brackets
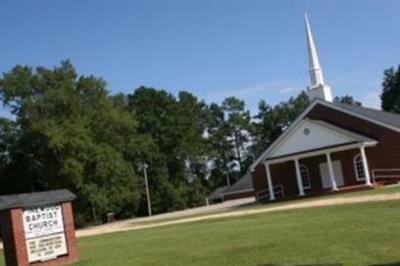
381,65,400,113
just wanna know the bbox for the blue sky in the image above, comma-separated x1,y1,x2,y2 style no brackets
0,0,399,117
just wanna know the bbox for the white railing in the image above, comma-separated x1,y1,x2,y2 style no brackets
372,168,400,182
255,185,285,201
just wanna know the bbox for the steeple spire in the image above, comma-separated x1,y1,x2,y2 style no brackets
305,13,324,86
304,13,333,102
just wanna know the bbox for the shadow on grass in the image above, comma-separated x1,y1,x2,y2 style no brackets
254,264,342,266
254,263,400,266
370,263,400,266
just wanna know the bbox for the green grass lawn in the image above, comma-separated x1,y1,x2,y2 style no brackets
126,185,400,228
2,199,400,266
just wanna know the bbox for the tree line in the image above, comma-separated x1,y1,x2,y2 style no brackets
0,61,398,226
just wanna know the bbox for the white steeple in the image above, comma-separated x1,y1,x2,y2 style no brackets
304,13,333,102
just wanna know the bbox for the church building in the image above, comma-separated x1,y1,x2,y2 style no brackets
250,14,400,201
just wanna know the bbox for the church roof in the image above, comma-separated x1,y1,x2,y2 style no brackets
224,174,254,195
209,174,254,200
332,102,400,128
0,189,76,211
209,186,227,200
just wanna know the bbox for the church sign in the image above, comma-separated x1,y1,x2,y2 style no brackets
0,190,79,266
23,205,68,263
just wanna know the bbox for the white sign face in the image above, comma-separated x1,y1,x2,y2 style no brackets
23,205,68,263
23,205,65,239
25,233,68,262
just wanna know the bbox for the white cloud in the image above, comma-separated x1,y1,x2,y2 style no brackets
209,81,281,99
228,83,270,97
362,91,381,110
204,81,303,103
278,87,300,95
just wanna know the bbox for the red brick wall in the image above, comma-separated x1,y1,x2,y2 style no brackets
331,149,365,186
252,164,267,193
307,104,400,172
223,190,255,201
252,161,303,198
0,209,22,266
297,149,366,194
299,155,326,193
270,161,298,197
0,209,30,266
0,202,78,266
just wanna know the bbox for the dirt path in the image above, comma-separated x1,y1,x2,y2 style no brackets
1,192,399,250
78,196,256,232
76,192,400,238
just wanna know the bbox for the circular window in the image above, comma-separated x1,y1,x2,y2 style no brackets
303,128,311,135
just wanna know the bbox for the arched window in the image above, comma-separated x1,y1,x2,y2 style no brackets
300,164,311,189
354,154,366,180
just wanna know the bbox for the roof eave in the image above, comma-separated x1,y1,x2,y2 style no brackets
264,140,378,165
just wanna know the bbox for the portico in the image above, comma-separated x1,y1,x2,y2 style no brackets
263,142,376,200
254,119,378,201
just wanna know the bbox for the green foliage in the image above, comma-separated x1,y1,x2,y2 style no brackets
127,87,210,214
0,61,369,226
0,61,141,225
222,97,252,173
206,97,253,189
251,91,309,158
334,95,362,106
381,65,400,113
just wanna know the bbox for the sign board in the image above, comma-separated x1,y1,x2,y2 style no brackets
26,233,68,262
23,205,68,263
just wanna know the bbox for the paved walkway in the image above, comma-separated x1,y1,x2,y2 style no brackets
1,192,400,250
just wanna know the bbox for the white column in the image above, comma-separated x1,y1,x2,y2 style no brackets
264,162,275,200
360,146,372,186
294,159,305,196
326,153,338,191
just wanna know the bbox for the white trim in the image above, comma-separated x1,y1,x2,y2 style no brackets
249,99,400,172
295,159,305,196
264,163,276,200
267,119,375,158
326,153,338,191
267,119,311,158
309,120,376,141
249,101,318,171
265,141,377,165
360,146,372,186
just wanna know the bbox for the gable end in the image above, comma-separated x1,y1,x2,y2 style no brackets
249,99,400,172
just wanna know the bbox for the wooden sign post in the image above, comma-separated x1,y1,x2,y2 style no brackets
0,190,79,266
